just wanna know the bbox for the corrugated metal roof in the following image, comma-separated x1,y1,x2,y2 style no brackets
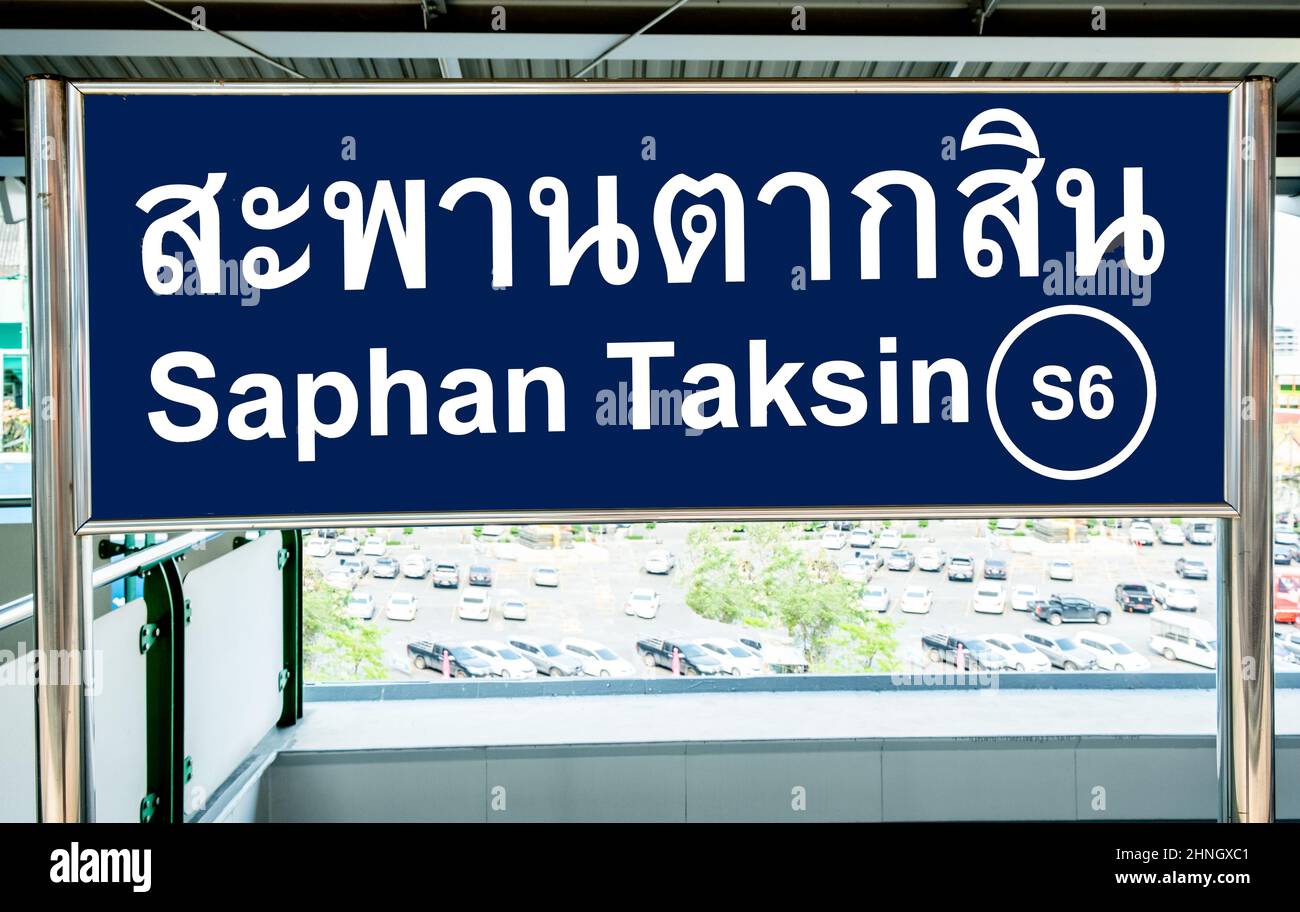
3,54,1299,118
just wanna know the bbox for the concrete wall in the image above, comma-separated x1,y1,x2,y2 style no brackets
248,734,1277,822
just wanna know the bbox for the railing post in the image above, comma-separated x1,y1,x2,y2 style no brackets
1218,76,1275,823
279,529,303,727
141,558,185,822
27,75,95,823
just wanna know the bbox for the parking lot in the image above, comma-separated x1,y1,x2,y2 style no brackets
309,523,745,679
303,518,1224,681
861,520,1217,672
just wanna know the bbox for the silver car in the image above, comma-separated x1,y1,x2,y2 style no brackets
507,636,584,677
1021,629,1098,670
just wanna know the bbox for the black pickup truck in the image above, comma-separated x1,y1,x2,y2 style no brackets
1114,583,1155,613
920,633,1006,671
407,639,492,677
1033,595,1112,626
635,637,725,675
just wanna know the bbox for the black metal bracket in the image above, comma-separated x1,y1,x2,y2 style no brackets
419,0,447,29
139,623,161,654
139,793,161,823
100,538,145,560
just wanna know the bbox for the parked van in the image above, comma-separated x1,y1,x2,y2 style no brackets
1148,611,1216,669
1185,521,1216,546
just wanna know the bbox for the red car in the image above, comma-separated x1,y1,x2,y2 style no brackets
1276,572,1300,623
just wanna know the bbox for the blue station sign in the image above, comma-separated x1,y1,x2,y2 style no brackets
76,84,1235,527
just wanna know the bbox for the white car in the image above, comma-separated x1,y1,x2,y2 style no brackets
479,525,508,540
821,529,848,550
981,634,1052,672
346,592,376,620
877,529,902,550
840,560,871,583
1048,560,1074,581
697,638,763,675
972,582,1004,614
532,566,560,587
362,536,387,557
995,518,1021,533
1129,521,1156,546
400,554,430,579
860,584,889,612
887,549,915,572
498,588,527,621
855,549,884,571
433,562,461,588
1277,627,1300,658
385,591,418,621
1149,611,1216,668
306,537,332,558
1076,633,1150,671
560,637,635,677
458,590,491,621
898,586,933,614
1008,584,1039,612
1159,523,1186,546
323,568,355,590
916,547,946,572
735,634,811,674
624,588,660,619
848,529,875,550
1153,580,1199,611
467,640,537,678
643,550,676,574
1166,585,1200,612
335,536,359,556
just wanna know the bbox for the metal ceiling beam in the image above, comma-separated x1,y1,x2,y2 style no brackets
5,1,1300,36
3,30,1300,63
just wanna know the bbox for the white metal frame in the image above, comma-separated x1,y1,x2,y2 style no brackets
59,77,1248,533
27,76,1274,825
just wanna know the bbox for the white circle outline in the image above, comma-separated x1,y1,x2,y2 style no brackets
985,304,1157,481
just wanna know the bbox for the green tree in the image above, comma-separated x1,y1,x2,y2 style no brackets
302,565,386,682
826,609,902,673
684,522,899,671
1,400,30,453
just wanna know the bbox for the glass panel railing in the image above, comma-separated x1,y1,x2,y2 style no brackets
91,597,149,822
1,530,298,822
183,533,288,817
0,623,36,822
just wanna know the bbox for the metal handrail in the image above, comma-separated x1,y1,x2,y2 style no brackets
0,594,32,631
89,530,224,588
0,530,227,630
